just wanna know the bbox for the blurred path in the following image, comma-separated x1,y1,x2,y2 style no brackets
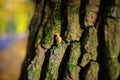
0,38,27,80
0,0,35,79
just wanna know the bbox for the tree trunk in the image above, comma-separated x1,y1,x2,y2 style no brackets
20,0,120,80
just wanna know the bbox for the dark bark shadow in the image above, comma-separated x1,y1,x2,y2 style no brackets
79,62,91,80
39,49,51,80
60,0,69,37
57,44,71,80
79,0,88,29
77,0,90,66
96,0,115,80
77,28,89,66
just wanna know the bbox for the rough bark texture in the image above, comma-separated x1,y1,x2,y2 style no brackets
20,0,120,80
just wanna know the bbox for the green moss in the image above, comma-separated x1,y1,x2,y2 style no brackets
27,47,46,80
50,45,59,52
42,24,53,48
67,62,78,68
46,72,54,80
64,42,81,80
108,59,120,80
91,62,99,79
28,67,38,79
45,41,67,80
69,42,81,64
44,24,50,36
42,37,52,44
73,8,79,14
28,66,41,80
31,31,35,38
28,67,33,74
41,8,61,48
51,10,60,21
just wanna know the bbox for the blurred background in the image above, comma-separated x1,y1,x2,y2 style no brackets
0,0,35,80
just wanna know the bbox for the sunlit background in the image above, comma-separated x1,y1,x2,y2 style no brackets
0,0,35,80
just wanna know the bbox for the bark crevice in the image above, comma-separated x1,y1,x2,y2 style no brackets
39,49,51,80
60,0,69,37
57,44,71,80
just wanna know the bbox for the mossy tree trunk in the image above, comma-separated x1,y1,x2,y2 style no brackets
20,0,120,80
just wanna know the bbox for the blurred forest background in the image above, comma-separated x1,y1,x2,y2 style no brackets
0,0,35,80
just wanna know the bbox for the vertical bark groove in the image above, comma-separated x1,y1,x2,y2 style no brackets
97,0,120,80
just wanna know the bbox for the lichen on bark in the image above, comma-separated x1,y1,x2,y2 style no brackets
82,61,99,80
45,41,67,80
27,45,46,80
80,27,98,67
64,42,81,80
64,0,82,42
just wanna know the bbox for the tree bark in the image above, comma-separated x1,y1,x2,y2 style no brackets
20,0,120,80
